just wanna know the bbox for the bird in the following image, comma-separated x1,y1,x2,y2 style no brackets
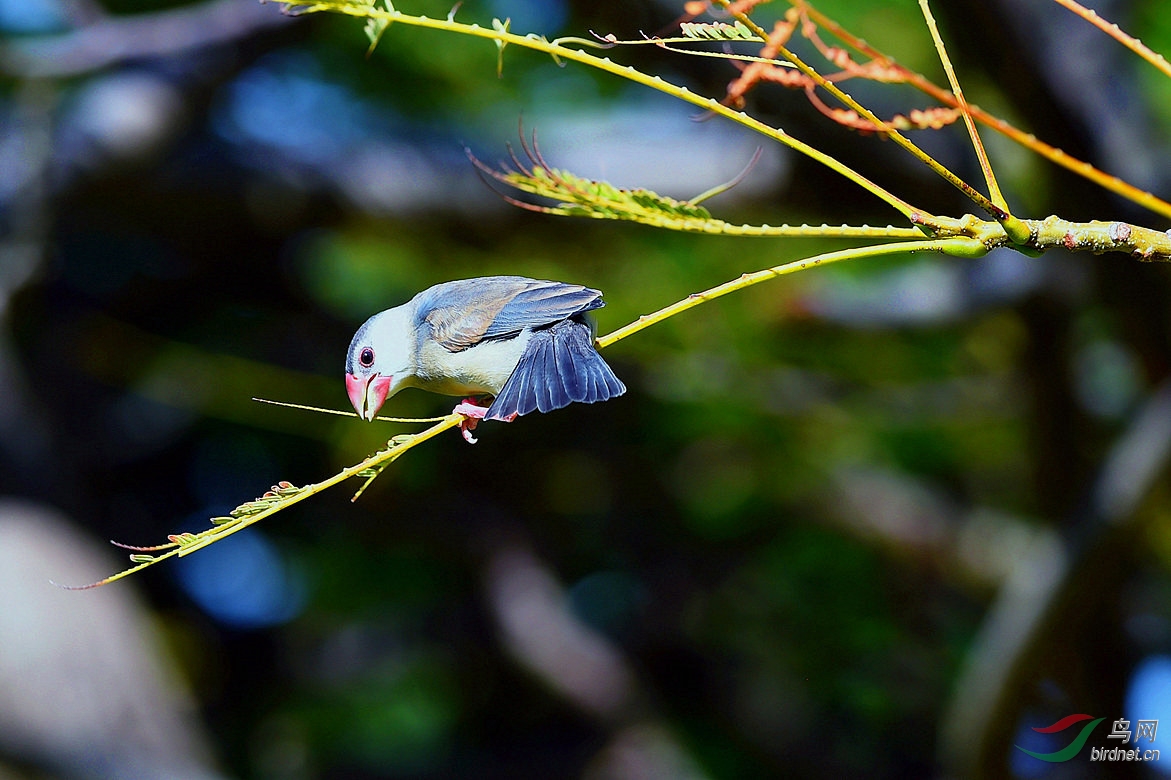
345,276,625,441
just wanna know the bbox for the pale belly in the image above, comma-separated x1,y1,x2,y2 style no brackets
411,331,531,397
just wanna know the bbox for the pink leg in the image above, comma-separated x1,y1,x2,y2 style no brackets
452,398,490,444
450,398,519,443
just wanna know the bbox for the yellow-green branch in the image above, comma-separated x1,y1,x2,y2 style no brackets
286,1,921,222
916,0,1030,245
796,1,1171,221
596,238,982,349
1052,0,1171,81
61,413,461,588
69,234,983,588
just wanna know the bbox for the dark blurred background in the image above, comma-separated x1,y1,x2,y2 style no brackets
2,0,1171,778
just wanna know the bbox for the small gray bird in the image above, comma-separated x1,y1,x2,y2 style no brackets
346,276,625,441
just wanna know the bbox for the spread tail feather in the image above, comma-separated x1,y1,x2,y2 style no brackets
485,318,625,421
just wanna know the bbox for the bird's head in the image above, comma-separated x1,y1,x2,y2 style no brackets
345,305,415,421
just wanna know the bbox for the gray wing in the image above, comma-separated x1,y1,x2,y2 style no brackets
485,317,625,420
416,276,605,353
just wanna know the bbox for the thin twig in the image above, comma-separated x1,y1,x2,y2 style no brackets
917,0,1030,245
1050,0,1171,80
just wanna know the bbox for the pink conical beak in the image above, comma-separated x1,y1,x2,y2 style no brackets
346,373,393,421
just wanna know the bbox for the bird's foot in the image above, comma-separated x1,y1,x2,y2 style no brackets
452,399,490,444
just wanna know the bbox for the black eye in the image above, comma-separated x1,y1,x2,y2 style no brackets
359,347,375,367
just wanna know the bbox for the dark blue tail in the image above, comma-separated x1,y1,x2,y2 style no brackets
485,317,625,421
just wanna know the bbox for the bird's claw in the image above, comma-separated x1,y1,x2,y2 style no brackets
451,399,518,443
453,399,490,444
